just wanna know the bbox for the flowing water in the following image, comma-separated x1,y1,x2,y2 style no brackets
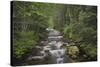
27,28,66,64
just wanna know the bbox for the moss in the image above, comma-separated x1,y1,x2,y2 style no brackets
67,46,79,59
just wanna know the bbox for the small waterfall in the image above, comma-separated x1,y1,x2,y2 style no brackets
46,28,66,63
27,28,66,64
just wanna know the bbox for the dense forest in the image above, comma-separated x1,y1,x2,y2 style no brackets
11,1,97,66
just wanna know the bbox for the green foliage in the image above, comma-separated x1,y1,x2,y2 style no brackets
63,25,72,39
12,1,50,59
80,43,97,59
13,31,39,58
63,5,97,60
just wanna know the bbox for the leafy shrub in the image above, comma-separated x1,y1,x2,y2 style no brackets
13,31,39,59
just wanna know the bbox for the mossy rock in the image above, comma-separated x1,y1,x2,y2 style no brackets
67,46,79,58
